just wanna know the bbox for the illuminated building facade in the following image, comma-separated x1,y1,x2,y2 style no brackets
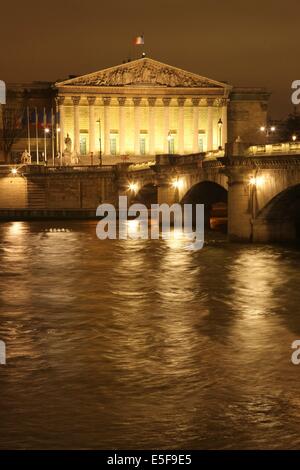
0,58,270,162
55,57,269,158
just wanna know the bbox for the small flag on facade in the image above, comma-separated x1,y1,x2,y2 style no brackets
133,35,144,45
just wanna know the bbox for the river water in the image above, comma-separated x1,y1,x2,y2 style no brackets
0,220,300,449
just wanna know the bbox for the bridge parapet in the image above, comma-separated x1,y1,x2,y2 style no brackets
155,153,206,167
0,164,116,177
127,161,155,172
247,141,300,157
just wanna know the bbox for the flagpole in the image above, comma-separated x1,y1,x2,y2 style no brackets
27,106,31,155
43,107,47,164
51,107,55,166
141,32,145,58
55,108,60,162
35,107,39,164
133,34,145,59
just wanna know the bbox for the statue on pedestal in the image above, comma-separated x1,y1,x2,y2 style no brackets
64,134,72,154
21,149,31,164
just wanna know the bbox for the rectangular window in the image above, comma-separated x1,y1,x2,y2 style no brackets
80,136,87,155
198,136,204,153
198,132,206,152
140,136,146,155
110,136,117,156
168,135,175,154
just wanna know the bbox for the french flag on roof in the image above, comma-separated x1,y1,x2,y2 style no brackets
133,35,144,45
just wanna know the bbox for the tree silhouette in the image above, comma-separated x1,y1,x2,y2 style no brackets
0,104,25,163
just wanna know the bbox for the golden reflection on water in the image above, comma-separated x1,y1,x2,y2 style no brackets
0,221,300,449
229,250,283,317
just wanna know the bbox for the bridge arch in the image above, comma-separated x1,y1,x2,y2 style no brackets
134,182,158,208
180,180,228,230
253,183,300,242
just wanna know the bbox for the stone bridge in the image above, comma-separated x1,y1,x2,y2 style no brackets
119,141,300,242
0,140,300,243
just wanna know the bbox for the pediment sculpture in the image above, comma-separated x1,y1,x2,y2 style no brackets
58,58,226,89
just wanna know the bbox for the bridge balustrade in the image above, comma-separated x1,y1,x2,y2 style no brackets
248,141,300,156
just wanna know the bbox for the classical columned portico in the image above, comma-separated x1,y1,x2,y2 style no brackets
163,97,171,154
133,97,142,155
87,96,96,154
72,96,80,155
207,99,214,151
103,97,111,155
177,97,185,154
55,57,234,159
118,97,126,155
148,97,156,155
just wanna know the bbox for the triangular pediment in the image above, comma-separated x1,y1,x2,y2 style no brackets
56,58,230,89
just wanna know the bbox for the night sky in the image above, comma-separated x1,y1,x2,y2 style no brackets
0,0,299,118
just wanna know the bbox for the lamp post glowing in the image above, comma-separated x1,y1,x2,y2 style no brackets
171,177,184,204
218,118,223,149
292,134,297,142
128,182,138,193
97,119,102,166
260,125,276,142
172,178,184,190
56,127,62,166
249,175,265,187
249,174,265,220
44,127,50,164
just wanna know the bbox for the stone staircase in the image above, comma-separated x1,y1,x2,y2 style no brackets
27,178,47,209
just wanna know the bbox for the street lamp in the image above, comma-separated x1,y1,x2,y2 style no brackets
292,134,297,142
96,119,102,166
56,127,62,166
218,118,223,148
172,177,184,190
128,182,138,193
44,127,50,164
249,175,265,187
260,125,276,142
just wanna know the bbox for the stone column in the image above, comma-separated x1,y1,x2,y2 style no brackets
207,98,214,151
72,96,81,155
57,96,65,155
148,97,156,155
133,97,142,155
103,97,111,156
227,170,253,241
87,96,96,154
163,97,171,154
192,98,200,153
177,97,186,154
118,97,126,155
221,98,228,148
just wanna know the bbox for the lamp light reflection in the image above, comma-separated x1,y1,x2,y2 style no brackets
172,178,184,190
249,175,265,187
